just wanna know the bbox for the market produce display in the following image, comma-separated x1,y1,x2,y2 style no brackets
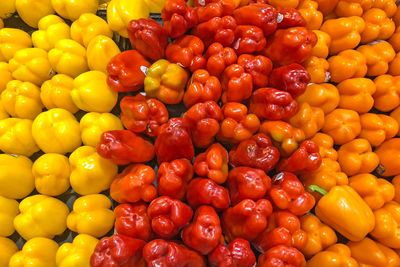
1,0,400,266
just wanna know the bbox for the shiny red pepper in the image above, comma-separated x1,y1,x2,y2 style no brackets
195,0,236,20
221,64,253,103
258,245,305,267
208,238,256,267
127,18,168,61
161,0,198,38
278,140,322,173
97,130,155,165
114,203,152,241
233,25,267,55
277,8,307,29
205,42,237,78
269,63,311,97
237,54,273,88
193,16,237,47
107,50,150,92
186,178,230,210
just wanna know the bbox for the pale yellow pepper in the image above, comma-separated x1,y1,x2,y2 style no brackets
32,108,81,154
40,74,79,113
48,39,88,78
69,146,118,195
0,104,9,119
0,62,12,92
32,15,70,51
67,194,115,238
51,0,98,21
15,0,55,28
1,80,43,119
56,234,99,267
0,154,34,199
0,196,19,236
71,70,118,112
80,112,123,147
0,237,18,267
0,0,16,19
0,28,32,62
14,194,69,240
0,118,39,156
87,35,120,73
9,237,58,267
32,153,70,196
9,47,54,86
71,13,113,47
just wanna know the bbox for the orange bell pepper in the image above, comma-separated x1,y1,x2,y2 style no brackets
334,0,373,17
311,30,331,58
328,50,367,83
394,7,400,27
310,133,337,160
371,201,400,249
393,176,400,203
297,0,323,30
306,244,358,267
391,106,400,135
349,174,395,211
359,113,399,147
389,26,400,53
267,0,299,8
372,0,397,18
373,75,400,112
357,41,396,77
337,78,376,114
314,0,339,15
376,138,400,177
388,52,400,76
288,102,324,139
296,83,339,115
322,109,361,145
360,8,395,44
303,57,329,84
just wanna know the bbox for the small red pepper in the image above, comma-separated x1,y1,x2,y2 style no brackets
208,238,256,267
193,16,236,47
258,245,305,267
205,42,237,78
233,25,267,55
277,8,307,29
278,140,322,173
186,178,230,210
269,63,311,97
114,203,152,241
161,0,198,38
97,130,155,165
237,54,273,88
107,50,150,92
221,64,253,103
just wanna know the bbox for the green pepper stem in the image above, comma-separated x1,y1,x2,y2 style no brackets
308,185,328,196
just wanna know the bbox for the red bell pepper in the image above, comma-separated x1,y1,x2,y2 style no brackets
222,199,273,241
195,0,236,21
183,101,223,148
154,118,195,163
233,25,267,55
269,171,315,216
205,42,237,78
114,203,152,241
120,94,169,137
127,18,168,61
147,196,193,239
157,158,193,200
183,69,222,108
182,205,222,255
229,133,280,172
110,164,157,203
90,234,146,267
208,238,256,267
249,88,298,120
161,0,198,38
97,130,155,165
193,143,229,184
269,63,311,97
165,35,206,72
277,8,307,29
258,245,305,267
237,54,272,88
107,50,150,92
186,178,230,210
193,16,236,47
278,140,322,173
221,64,253,103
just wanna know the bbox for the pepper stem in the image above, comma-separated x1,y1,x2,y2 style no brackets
308,185,328,196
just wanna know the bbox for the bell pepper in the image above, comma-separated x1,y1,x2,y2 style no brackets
237,54,272,88
309,185,375,241
289,103,325,139
264,27,317,65
266,0,298,8
269,63,310,97
221,64,253,103
233,25,267,55
303,57,329,84
337,77,376,114
51,0,98,21
193,16,236,47
205,42,237,78
67,194,114,238
307,244,358,266
229,133,280,172
87,35,121,73
391,106,400,135
322,108,361,145
31,15,70,51
276,7,306,29
311,30,331,58
15,0,54,28
372,0,397,18
0,0,15,19
182,205,222,255
313,0,338,15
161,0,197,38
110,164,157,203
373,74,400,112
80,112,123,147
389,52,400,76
0,104,8,120
0,62,11,93
0,28,32,62
186,177,230,210
91,234,146,267
389,26,400,53
297,0,323,30
195,0,236,22
208,238,256,267
360,8,395,44
296,83,339,115
70,13,112,47
375,138,400,177
32,153,70,196
1,80,43,119
193,143,228,184
357,41,396,77
56,234,99,267
9,237,58,267
310,133,337,160
69,146,117,195
392,175,400,204
115,203,151,241
327,49,367,83
370,201,400,248
0,237,17,267
359,113,399,147
144,59,189,105
278,140,322,173
334,0,372,17
0,196,18,237
14,195,69,240
143,239,205,267
258,245,305,267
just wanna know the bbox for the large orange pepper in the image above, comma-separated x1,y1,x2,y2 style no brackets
328,50,367,83
307,244,358,266
372,0,397,18
297,84,339,115
376,138,400,177
388,52,400,76
334,0,373,17
337,78,376,114
314,0,339,15
388,26,400,52
371,201,400,249
303,57,329,84
297,0,323,30
322,109,361,145
310,133,337,161
373,75,400,112
288,102,324,139
360,8,395,44
392,175,400,203
390,106,400,135
359,113,399,147
357,41,396,77
311,30,331,58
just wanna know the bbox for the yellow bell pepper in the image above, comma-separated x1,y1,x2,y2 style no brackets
357,41,396,77
372,0,397,18
0,105,8,119
0,154,34,199
360,8,395,44
71,70,118,112
328,49,367,83
40,74,79,113
373,74,400,112
32,153,71,196
298,0,323,30
1,80,43,119
307,244,358,266
71,13,113,47
67,194,115,238
0,0,16,19
107,0,150,38
80,112,123,147
0,237,18,267
297,83,339,115
337,77,376,114
0,28,32,62
32,108,81,154
87,35,120,73
0,196,19,236
15,0,54,28
69,146,118,195
31,15,70,51
303,56,330,84
56,234,99,267
0,62,12,92
0,118,39,157
48,39,88,78
9,47,54,86
334,0,373,17
51,0,98,21
9,237,58,267
311,30,331,58
144,0,166,13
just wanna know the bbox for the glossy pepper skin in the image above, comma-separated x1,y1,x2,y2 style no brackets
322,109,361,145
115,203,151,241
205,42,237,78
233,25,267,55
0,196,19,237
361,8,395,44
303,56,330,84
56,234,99,267
90,234,146,267
148,196,193,239
237,54,272,88
0,28,32,62
193,16,237,47
277,7,307,29
31,15,70,51
0,237,17,267
289,103,325,139
307,244,358,267
370,201,400,249
297,0,322,30
357,41,396,77
269,63,310,98
258,245,305,267
328,49,367,83
110,164,157,203
70,13,111,48
127,18,168,62
161,0,198,38
221,64,253,103
186,178,230,210
0,118,38,156
337,78,376,114
278,140,322,173
373,74,400,112
9,237,58,267
208,238,256,267
15,0,54,29
166,35,205,72
87,35,121,74
195,0,236,22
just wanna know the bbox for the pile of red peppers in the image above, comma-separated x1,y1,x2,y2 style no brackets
91,0,322,266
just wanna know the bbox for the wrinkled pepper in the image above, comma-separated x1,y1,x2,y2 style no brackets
208,238,256,267
193,16,237,47
269,63,310,97
186,178,230,210
161,0,198,38
278,140,322,173
205,42,237,78
221,64,253,103
194,143,228,184
237,54,272,88
115,203,151,241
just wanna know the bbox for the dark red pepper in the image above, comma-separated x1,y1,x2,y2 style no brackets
114,203,152,241
277,8,307,29
186,178,230,210
237,54,273,88
208,238,256,267
193,16,236,47
269,63,311,97
233,25,266,55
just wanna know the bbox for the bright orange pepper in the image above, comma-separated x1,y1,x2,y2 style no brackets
359,113,399,147
390,106,400,135
267,0,299,8
393,175,400,203
394,7,400,27
314,0,339,15
371,201,400,249
373,75,400,112
389,26,400,53
298,0,323,30
288,102,324,139
307,244,358,266
303,57,329,84
310,133,337,161
322,109,361,145
371,0,397,18
376,138,400,177
328,50,367,83
389,52,400,76
357,41,396,77
296,83,339,115
360,8,395,44
334,0,373,17
311,30,331,58
337,78,376,114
